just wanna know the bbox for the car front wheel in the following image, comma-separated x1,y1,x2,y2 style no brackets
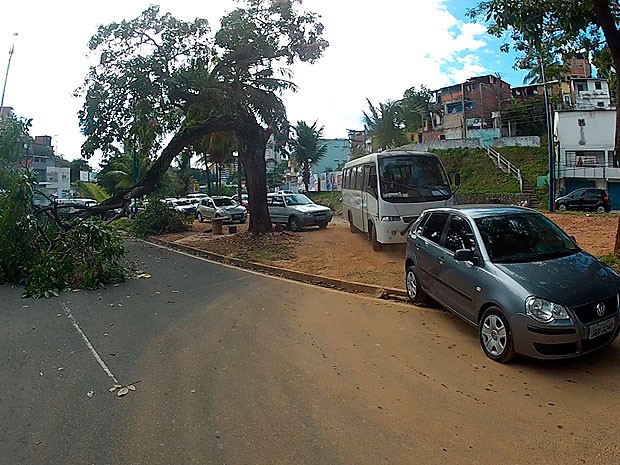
479,307,516,363
289,216,302,232
405,266,428,305
197,212,204,222
558,204,567,212
318,221,328,229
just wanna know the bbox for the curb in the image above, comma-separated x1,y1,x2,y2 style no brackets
146,237,409,302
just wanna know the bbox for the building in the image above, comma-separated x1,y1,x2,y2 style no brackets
312,138,351,174
423,75,511,143
554,109,620,209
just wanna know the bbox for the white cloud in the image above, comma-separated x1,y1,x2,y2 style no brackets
0,0,495,165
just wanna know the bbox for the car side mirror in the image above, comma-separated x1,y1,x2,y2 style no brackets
454,248,475,262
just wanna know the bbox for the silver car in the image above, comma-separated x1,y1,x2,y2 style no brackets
196,196,247,223
405,205,620,362
267,193,332,231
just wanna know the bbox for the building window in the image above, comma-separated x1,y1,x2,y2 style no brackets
577,83,585,92
597,102,605,107
595,81,602,90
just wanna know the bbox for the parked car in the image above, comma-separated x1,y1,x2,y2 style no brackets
405,205,620,362
554,188,611,213
164,198,197,217
196,195,247,223
277,189,295,195
267,193,332,231
232,193,249,209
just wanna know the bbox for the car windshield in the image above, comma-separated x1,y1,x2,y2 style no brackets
175,199,193,206
284,194,313,206
379,155,451,202
214,198,235,207
475,212,580,263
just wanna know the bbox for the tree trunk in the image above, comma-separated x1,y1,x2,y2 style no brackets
237,120,272,234
591,0,620,253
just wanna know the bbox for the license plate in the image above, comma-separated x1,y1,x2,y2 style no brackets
588,317,615,339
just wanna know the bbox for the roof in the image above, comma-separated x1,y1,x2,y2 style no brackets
424,204,537,219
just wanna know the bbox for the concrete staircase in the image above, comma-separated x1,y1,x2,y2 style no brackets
485,145,540,208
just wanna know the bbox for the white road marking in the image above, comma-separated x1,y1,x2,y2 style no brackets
60,302,120,385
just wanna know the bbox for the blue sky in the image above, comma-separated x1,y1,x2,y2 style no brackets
0,0,529,166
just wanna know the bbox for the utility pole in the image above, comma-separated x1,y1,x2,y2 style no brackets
0,33,18,112
540,55,555,212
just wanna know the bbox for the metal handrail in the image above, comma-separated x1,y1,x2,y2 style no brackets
485,145,523,192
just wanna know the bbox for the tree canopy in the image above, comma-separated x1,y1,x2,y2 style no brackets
78,1,328,233
290,120,327,190
468,0,620,153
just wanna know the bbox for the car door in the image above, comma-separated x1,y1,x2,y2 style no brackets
436,214,479,322
268,195,287,223
568,189,585,210
582,189,599,211
413,212,449,296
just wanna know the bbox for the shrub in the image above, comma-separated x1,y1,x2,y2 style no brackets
131,198,192,237
0,174,127,298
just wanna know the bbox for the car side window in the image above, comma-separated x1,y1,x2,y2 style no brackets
420,212,449,245
272,196,285,207
584,190,598,200
444,215,475,253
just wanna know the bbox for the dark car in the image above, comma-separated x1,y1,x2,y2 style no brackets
554,188,611,213
405,205,620,363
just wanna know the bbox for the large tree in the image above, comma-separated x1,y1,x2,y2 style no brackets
290,120,327,190
362,99,407,152
468,0,620,154
78,1,327,233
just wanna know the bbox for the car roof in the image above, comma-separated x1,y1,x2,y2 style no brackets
422,204,537,219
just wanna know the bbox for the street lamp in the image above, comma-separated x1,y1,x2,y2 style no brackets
0,33,18,112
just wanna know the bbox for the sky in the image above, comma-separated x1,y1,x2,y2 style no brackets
0,0,527,168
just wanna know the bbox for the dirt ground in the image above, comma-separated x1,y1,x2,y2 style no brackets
159,211,620,291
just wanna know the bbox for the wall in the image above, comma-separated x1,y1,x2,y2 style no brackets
400,136,540,152
312,139,351,174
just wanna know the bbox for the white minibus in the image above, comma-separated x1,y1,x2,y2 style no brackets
342,149,458,250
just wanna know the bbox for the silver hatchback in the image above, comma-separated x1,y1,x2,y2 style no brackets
405,205,620,362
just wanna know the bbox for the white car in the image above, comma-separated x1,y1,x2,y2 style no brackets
196,196,247,223
165,198,197,217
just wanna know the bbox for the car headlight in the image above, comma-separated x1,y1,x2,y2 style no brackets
302,212,313,217
381,216,401,222
525,296,570,323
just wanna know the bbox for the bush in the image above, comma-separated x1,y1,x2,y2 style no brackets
0,174,126,298
131,198,192,237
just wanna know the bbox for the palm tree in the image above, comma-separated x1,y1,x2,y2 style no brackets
400,86,431,133
290,121,327,191
363,99,407,151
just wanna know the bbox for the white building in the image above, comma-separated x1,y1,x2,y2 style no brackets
554,109,620,208
563,78,612,110
44,166,71,199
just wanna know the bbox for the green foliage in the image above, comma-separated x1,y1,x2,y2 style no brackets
291,120,327,189
0,115,32,187
0,174,126,298
363,99,407,151
401,86,431,132
501,96,547,137
599,254,620,274
131,198,192,237
307,192,342,214
73,181,109,202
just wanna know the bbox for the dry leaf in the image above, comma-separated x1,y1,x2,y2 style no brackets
87,389,94,398
128,385,136,391
117,387,130,397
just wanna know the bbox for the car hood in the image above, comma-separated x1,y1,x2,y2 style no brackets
219,205,245,213
292,204,331,214
496,251,619,305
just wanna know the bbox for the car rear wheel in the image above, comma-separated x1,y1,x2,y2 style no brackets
289,216,302,232
558,204,567,212
405,266,428,305
479,307,516,363
596,205,606,213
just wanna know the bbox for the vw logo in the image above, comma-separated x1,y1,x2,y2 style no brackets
595,302,606,317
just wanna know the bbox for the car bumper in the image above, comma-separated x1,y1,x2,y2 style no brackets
511,313,620,359
300,214,332,226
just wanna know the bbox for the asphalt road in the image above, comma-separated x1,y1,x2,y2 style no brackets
2,239,620,465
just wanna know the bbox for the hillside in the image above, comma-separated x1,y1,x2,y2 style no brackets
433,147,548,195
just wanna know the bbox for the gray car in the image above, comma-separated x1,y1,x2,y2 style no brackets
267,193,332,231
405,205,620,362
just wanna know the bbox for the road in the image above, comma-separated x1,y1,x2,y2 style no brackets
2,239,620,465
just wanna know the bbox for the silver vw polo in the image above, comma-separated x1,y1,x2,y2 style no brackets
405,205,620,362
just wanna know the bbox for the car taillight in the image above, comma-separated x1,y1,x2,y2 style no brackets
604,196,610,201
